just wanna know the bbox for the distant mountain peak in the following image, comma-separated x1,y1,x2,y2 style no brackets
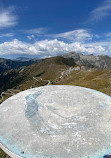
62,52,111,69
14,57,32,62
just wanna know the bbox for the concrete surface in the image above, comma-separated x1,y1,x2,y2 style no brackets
0,85,111,158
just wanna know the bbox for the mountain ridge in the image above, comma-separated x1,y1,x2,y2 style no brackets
1,51,111,74
63,52,111,69
0,57,39,73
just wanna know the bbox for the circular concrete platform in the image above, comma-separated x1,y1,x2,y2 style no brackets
0,85,111,158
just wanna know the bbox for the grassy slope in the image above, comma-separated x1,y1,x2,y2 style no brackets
0,56,76,94
0,149,9,158
56,69,111,96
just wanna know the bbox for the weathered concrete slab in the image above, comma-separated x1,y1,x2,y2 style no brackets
0,85,111,158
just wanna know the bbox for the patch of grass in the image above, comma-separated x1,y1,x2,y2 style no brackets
56,69,111,96
0,149,8,158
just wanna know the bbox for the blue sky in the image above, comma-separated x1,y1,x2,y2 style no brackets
0,0,111,58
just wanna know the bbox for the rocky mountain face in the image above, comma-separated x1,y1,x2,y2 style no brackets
63,52,111,69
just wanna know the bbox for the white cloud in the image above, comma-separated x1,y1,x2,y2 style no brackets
0,29,111,58
0,39,31,55
27,35,35,40
0,39,69,57
52,29,92,42
26,27,47,34
0,7,17,28
82,44,106,55
0,38,110,58
90,0,111,21
84,40,111,47
0,33,14,38
105,32,111,37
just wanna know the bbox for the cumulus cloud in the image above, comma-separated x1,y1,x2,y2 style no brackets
0,29,111,58
52,29,92,42
0,39,69,57
0,38,110,58
0,39,30,55
90,0,111,21
0,7,17,28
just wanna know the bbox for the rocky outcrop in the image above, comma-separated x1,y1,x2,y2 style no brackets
63,52,111,69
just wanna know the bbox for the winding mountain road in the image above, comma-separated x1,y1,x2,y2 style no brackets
33,77,51,85
0,89,20,102
0,67,81,102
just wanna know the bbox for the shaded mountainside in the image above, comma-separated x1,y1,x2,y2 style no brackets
0,57,38,73
0,56,77,94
